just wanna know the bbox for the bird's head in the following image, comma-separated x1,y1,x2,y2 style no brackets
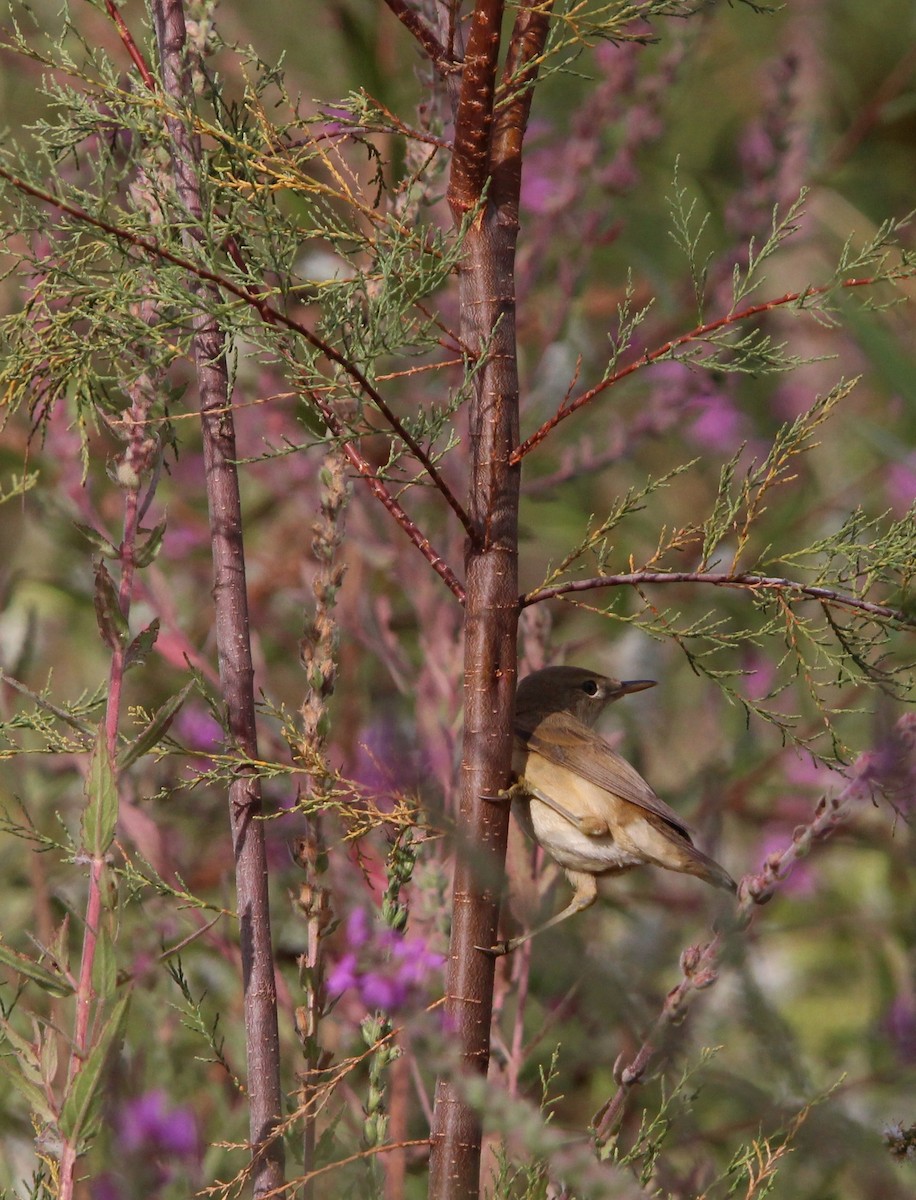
515,665,656,730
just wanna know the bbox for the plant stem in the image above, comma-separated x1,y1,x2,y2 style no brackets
150,1,284,1192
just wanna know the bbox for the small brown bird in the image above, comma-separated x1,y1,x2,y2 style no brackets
493,665,735,954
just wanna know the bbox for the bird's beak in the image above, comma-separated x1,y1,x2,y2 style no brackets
617,679,656,696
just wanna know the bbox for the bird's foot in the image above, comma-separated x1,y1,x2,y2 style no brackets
480,782,526,805
475,939,514,957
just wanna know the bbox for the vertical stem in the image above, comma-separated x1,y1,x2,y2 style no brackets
150,2,285,1194
429,5,554,1193
60,323,158,1200
429,209,521,1198
58,856,106,1200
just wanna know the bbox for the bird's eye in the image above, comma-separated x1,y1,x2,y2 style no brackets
581,680,599,696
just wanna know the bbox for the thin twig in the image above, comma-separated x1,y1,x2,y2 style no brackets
104,0,156,88
0,670,96,736
149,0,284,1192
522,570,914,626
0,166,477,544
274,1138,431,1196
296,373,466,603
510,277,911,463
382,0,457,73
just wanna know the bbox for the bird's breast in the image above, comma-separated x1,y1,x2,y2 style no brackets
513,745,651,873
523,798,648,872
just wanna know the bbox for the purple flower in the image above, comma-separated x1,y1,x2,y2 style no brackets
328,908,444,1014
118,1089,197,1158
599,150,641,195
782,752,835,792
350,718,415,798
327,952,360,996
391,934,445,986
520,147,576,216
359,972,408,1010
885,453,916,514
91,1174,122,1200
740,651,778,701
175,707,223,754
344,906,371,948
688,391,747,452
738,120,778,177
885,995,916,1064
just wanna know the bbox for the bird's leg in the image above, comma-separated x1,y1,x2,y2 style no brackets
482,870,598,957
483,779,609,837
479,780,528,805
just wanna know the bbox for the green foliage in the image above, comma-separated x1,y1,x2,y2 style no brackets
0,2,913,1198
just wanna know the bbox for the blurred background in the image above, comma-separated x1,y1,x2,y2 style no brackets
0,1,914,1196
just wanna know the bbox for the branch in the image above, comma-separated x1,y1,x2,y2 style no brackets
149,1,284,1192
447,0,505,216
382,0,457,74
0,167,477,546
94,4,472,602
593,734,898,1144
0,669,96,737
510,277,909,463
299,374,466,604
432,5,535,1192
104,0,156,89
522,570,915,626
490,0,555,215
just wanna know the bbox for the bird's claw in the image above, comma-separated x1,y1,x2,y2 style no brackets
480,789,511,804
481,782,527,805
476,940,513,957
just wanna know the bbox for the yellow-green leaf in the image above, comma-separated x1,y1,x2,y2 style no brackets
82,728,118,857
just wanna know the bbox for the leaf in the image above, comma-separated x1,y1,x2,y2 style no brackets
93,561,129,651
74,522,116,557
700,448,744,568
59,992,130,1143
82,728,118,858
0,1016,41,1068
133,518,167,568
40,1024,59,1085
91,925,117,1000
123,618,160,672
0,1052,57,1127
47,917,71,978
117,682,193,771
0,938,73,997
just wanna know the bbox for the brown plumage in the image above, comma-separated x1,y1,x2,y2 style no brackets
493,665,735,954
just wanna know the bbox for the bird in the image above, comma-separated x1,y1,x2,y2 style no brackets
489,665,736,955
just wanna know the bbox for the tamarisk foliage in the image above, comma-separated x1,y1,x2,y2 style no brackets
0,3,913,1200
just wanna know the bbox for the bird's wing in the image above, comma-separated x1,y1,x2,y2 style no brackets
520,712,695,838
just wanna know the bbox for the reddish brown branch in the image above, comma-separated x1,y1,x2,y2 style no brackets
824,44,916,174
382,0,456,73
490,0,555,216
447,0,505,217
299,375,466,603
0,164,466,598
104,0,156,89
522,570,914,626
431,4,559,1194
0,166,476,544
149,1,284,1193
510,276,904,463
